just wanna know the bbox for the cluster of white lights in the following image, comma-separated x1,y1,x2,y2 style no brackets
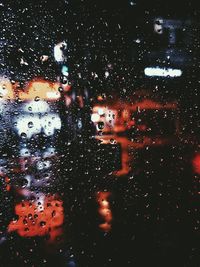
13,113,61,139
91,108,105,123
144,67,182,77
23,101,50,113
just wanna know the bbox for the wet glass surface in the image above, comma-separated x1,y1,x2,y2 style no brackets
1,0,200,266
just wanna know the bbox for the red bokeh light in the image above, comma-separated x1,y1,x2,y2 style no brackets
193,154,200,174
8,195,64,243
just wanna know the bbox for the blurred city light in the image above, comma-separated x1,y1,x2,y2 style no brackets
144,67,183,77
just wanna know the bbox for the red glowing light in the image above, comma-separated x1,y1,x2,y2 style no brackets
93,98,178,176
193,154,200,174
8,195,64,243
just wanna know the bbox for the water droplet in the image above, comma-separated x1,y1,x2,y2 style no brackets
23,219,28,225
28,121,34,128
52,210,56,217
98,122,104,130
40,221,46,227
21,132,27,139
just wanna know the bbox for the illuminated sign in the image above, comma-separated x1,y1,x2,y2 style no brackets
144,67,182,77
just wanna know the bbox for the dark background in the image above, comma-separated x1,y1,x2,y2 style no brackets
1,1,200,267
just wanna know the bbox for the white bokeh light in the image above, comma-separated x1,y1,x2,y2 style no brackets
144,67,182,77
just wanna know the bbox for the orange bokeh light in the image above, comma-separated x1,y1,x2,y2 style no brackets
18,79,61,101
0,77,15,100
96,191,112,232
